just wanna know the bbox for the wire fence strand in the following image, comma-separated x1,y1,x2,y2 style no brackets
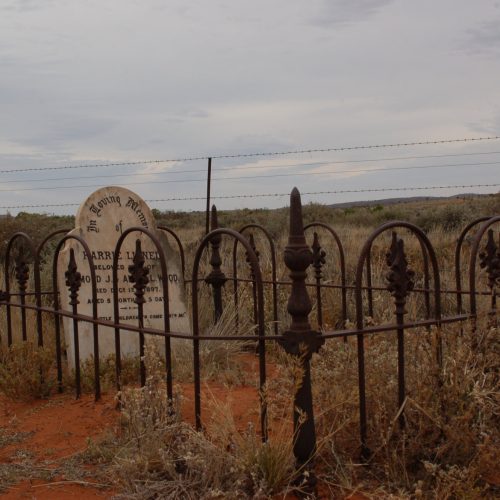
1,182,498,210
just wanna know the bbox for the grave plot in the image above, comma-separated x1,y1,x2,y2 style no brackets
57,186,190,369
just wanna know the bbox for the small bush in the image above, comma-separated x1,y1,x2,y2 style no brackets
0,342,56,401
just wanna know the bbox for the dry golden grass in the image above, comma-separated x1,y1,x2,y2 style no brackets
0,195,498,497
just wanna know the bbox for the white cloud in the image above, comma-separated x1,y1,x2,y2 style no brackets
0,0,499,213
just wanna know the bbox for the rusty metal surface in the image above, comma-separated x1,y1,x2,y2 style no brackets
468,216,500,320
52,233,100,399
204,206,227,322
234,223,279,337
279,188,323,488
353,220,442,457
455,216,492,314
304,222,348,328
191,226,268,439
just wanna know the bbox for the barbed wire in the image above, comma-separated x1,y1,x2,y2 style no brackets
1,182,498,210
2,153,500,185
0,135,499,175
148,183,500,201
1,160,499,193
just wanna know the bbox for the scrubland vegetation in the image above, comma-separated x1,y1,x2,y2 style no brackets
0,193,499,498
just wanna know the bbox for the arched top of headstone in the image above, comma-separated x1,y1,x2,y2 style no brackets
76,186,156,235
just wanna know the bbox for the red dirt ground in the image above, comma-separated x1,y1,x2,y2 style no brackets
0,353,274,499
0,393,117,499
0,355,380,499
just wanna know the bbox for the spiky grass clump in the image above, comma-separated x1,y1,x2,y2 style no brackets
172,301,255,384
83,345,295,499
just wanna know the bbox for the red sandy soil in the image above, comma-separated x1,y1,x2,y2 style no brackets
0,393,117,499
0,355,396,499
0,384,267,499
0,353,271,499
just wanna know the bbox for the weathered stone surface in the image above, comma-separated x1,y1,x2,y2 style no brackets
58,186,189,370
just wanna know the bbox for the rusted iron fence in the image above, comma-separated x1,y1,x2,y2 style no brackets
0,188,498,482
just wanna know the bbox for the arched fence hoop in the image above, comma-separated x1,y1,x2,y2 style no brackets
52,234,100,400
34,229,71,347
353,221,442,457
4,233,39,346
355,223,441,326
36,229,71,261
455,216,494,314
233,223,279,336
112,227,173,399
468,215,500,319
304,222,348,329
192,227,268,441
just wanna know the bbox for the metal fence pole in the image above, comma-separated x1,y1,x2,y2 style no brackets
279,187,324,489
205,157,212,235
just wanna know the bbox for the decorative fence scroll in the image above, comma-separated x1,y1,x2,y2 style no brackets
0,188,497,487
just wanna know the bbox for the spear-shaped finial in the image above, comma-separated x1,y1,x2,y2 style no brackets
211,204,218,231
289,187,306,246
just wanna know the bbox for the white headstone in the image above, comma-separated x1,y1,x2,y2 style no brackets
58,186,190,370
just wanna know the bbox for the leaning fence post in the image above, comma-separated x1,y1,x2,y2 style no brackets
205,205,227,322
279,187,324,488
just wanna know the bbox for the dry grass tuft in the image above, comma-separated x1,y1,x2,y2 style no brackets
80,346,295,499
0,341,56,400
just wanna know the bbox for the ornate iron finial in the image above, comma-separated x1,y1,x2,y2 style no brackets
207,205,224,277
15,247,29,293
205,205,227,321
211,204,219,230
128,239,150,305
246,233,260,277
311,231,327,329
386,232,415,313
65,248,82,306
282,188,319,341
479,229,500,291
311,232,326,282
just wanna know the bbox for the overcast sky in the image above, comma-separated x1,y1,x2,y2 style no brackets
1,0,499,215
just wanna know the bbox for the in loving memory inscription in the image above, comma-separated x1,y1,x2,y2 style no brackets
58,186,190,370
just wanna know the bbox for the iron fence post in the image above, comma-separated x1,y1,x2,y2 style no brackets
386,231,415,429
279,188,324,489
205,157,212,235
